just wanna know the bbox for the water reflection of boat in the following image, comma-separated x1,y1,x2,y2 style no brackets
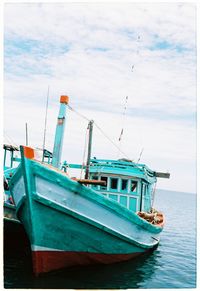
3,240,159,289
33,248,160,289
10,95,170,276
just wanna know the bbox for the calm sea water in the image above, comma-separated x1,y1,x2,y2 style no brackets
4,190,196,289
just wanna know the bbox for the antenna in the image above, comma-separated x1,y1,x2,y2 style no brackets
42,86,50,162
25,122,28,146
119,96,128,142
137,148,144,163
118,96,128,157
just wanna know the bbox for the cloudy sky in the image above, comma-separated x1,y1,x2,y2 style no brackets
3,2,196,193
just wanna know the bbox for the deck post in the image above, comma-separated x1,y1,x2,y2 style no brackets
140,183,144,212
52,96,69,168
4,148,7,168
10,150,14,168
85,120,94,179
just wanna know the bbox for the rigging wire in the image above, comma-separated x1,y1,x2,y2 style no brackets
94,121,131,160
68,105,131,160
68,105,90,122
3,132,18,147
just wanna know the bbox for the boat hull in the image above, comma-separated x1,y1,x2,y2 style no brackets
10,146,163,275
17,196,148,274
32,249,143,274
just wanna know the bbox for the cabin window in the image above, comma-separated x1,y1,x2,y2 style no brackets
120,196,127,207
100,176,108,190
129,197,137,211
109,194,118,201
91,176,98,180
110,178,118,190
131,181,137,192
121,179,128,191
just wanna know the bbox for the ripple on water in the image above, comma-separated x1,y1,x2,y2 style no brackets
4,190,196,289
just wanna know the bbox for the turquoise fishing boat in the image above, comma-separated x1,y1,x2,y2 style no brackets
4,144,20,190
10,95,170,275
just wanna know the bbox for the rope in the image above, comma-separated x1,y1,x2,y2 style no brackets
3,132,18,147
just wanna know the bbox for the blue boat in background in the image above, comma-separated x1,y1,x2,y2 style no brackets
4,144,21,221
9,95,170,275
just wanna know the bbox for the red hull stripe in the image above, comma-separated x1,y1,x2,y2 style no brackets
32,251,143,275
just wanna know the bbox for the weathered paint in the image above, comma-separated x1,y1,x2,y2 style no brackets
10,145,163,275
3,145,20,173
88,162,156,213
23,146,35,159
32,249,144,275
66,158,157,212
89,159,157,183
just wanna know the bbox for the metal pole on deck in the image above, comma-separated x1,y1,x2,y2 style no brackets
52,95,69,168
85,120,94,179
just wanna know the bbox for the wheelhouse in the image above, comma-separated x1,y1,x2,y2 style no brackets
88,158,157,213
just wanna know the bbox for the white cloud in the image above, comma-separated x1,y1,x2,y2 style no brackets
3,2,196,193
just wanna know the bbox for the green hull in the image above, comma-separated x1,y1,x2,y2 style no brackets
10,146,163,275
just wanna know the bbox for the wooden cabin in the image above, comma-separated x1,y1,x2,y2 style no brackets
87,158,157,213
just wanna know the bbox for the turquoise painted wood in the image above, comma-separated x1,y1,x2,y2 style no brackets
9,96,168,276
3,144,20,173
3,144,52,202
10,145,163,275
67,158,157,213
3,145,20,204
52,96,69,168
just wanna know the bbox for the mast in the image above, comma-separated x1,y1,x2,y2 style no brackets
85,120,94,179
52,95,69,168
